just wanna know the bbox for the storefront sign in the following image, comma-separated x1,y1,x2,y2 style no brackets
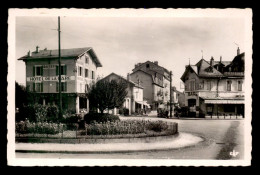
27,76,75,82
43,64,57,69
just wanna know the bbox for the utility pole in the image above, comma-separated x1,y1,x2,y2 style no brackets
58,16,62,119
170,71,173,118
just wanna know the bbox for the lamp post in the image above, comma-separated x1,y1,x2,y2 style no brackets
58,16,62,119
170,71,173,117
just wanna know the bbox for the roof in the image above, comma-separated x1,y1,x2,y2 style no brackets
101,72,144,89
130,69,164,88
18,47,102,67
132,61,171,79
214,61,232,66
181,53,245,82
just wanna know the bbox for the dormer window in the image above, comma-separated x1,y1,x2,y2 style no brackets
146,64,150,68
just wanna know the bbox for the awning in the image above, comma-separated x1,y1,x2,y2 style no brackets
204,99,244,104
135,101,151,108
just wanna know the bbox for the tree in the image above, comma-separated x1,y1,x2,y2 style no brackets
87,79,128,114
15,81,27,109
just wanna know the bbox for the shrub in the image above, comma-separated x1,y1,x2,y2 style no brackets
84,113,120,124
123,108,129,116
46,105,59,122
16,104,60,122
145,120,168,132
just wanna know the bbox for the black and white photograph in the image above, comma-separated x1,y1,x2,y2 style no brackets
7,8,252,166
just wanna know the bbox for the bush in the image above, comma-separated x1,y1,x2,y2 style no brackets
123,108,129,116
16,104,60,122
145,120,168,132
84,113,120,124
46,105,59,122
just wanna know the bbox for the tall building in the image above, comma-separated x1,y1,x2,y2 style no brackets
18,47,102,113
180,48,245,118
130,61,171,110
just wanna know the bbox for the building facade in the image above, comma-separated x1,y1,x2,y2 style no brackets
180,48,245,118
130,61,171,110
100,72,148,115
18,47,102,113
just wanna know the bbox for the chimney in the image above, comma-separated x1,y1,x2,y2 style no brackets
154,61,158,65
220,56,222,63
237,47,240,55
36,46,40,53
27,50,31,57
210,56,214,66
127,73,130,81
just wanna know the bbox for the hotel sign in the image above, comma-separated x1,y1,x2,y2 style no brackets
27,76,75,82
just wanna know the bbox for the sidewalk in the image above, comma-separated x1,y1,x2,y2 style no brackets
16,132,203,153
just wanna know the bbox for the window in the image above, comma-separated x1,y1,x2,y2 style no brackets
85,55,89,64
207,80,211,91
33,66,43,76
85,69,89,78
227,80,232,91
146,64,150,68
56,82,67,92
33,82,43,92
190,81,195,91
238,80,242,91
56,65,67,75
78,66,83,76
92,71,95,79
199,80,204,90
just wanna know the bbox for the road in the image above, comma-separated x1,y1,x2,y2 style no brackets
16,117,244,160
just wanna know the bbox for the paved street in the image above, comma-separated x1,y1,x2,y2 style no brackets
16,116,244,160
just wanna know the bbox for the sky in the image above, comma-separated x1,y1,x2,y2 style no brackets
15,15,246,91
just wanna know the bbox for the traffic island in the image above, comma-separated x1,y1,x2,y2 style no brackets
15,132,203,153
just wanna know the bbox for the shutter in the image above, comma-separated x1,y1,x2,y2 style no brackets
65,82,67,92
64,65,67,75
56,82,58,92
33,66,35,76
56,66,58,75
41,82,43,92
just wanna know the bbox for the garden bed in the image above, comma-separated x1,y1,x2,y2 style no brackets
15,120,178,143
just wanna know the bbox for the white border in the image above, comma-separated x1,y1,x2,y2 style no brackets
7,8,252,166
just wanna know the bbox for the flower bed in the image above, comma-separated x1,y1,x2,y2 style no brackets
83,120,173,136
15,119,178,140
15,120,65,135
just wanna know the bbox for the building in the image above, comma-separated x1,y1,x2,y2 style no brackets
18,46,102,113
100,72,149,115
171,86,185,108
180,48,244,118
129,61,171,110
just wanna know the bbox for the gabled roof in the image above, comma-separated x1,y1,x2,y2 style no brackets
18,47,102,67
196,59,223,77
101,72,144,89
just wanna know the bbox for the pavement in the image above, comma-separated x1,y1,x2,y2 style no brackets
16,132,203,153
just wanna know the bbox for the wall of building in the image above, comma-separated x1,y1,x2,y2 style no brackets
130,71,154,106
76,52,98,93
26,58,76,93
